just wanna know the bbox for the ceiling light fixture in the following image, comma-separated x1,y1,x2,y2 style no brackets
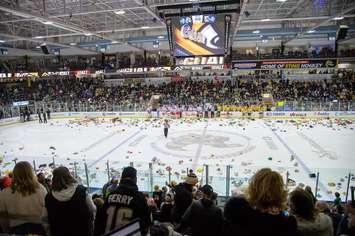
111,41,119,44
35,36,44,39
141,26,150,29
0,40,5,43
36,46,41,49
261,18,270,22
307,30,315,33
114,10,125,15
333,16,344,20
85,33,93,36
70,42,77,46
276,0,287,2
43,21,54,25
157,36,164,39
252,30,260,34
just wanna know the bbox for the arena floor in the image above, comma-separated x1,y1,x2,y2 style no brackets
1,117,354,201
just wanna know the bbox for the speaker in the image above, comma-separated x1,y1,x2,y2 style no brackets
41,45,50,54
337,25,349,40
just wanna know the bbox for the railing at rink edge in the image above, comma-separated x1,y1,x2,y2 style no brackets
0,100,354,119
2,158,354,204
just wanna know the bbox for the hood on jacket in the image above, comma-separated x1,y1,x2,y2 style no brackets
297,213,333,235
52,183,78,201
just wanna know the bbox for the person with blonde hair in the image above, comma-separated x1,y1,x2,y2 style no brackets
246,168,298,236
0,161,47,235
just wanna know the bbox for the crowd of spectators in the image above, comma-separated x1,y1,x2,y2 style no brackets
0,162,354,235
0,70,353,116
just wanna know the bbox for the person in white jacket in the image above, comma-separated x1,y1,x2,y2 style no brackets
0,161,47,235
289,188,333,236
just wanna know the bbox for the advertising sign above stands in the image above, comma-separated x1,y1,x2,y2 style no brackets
232,59,338,70
176,56,225,65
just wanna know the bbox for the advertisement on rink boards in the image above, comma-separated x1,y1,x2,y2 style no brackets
232,59,338,70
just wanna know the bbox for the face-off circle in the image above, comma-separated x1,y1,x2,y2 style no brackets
151,129,255,160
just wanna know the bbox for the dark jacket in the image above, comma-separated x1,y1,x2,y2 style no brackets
45,185,93,236
96,179,151,235
223,209,298,236
159,202,173,223
177,198,223,236
171,182,193,223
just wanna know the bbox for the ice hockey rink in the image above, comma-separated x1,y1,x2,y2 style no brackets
1,117,354,201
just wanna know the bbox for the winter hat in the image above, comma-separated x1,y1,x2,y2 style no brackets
199,184,214,196
121,166,137,179
185,172,198,185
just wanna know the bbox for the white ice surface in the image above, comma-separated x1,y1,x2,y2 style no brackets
1,118,354,200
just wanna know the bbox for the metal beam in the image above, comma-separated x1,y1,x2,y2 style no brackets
47,6,143,18
234,0,248,35
286,5,355,43
133,0,165,27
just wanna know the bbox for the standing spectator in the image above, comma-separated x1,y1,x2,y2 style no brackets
171,171,198,224
222,196,255,235
42,109,47,123
37,172,50,193
0,161,47,235
176,184,223,236
37,109,42,123
246,168,298,236
153,185,163,209
289,188,333,236
159,193,174,223
44,166,96,236
333,192,342,208
104,178,119,199
46,108,51,120
0,172,12,190
102,178,116,199
305,185,317,204
96,166,151,235
315,201,341,235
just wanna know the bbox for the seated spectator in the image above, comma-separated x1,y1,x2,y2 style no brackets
96,166,151,235
246,168,298,236
176,184,223,236
44,166,96,236
171,171,198,224
0,161,47,235
289,188,333,236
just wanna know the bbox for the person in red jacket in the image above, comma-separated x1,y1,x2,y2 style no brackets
0,173,12,190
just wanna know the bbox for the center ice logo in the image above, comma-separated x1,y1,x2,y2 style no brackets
151,130,255,159
166,134,243,151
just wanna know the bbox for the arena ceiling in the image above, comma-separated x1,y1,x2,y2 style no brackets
0,0,354,55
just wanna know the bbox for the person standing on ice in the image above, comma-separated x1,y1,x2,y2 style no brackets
163,119,170,138
42,109,47,123
37,109,43,123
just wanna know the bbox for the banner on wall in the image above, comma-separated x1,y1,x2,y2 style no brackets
232,59,338,70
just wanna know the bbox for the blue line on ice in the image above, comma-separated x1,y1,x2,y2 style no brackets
89,125,145,167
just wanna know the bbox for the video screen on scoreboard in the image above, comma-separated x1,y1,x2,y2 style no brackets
172,15,225,57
